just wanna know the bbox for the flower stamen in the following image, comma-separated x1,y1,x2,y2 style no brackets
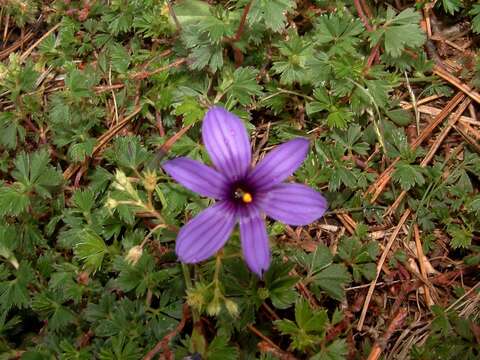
234,188,253,203
242,192,253,203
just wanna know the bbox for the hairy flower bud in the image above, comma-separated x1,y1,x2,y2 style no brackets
258,287,270,300
105,198,118,210
113,170,137,197
142,170,157,192
224,298,239,317
125,245,143,265
206,297,221,316
187,286,206,311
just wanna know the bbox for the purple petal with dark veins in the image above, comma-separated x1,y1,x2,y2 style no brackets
238,206,270,277
202,107,252,181
163,157,230,199
176,201,237,263
256,183,327,226
247,138,309,192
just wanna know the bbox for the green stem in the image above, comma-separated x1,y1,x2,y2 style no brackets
213,252,223,286
181,263,200,323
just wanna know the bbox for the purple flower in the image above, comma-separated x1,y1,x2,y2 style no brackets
163,107,327,277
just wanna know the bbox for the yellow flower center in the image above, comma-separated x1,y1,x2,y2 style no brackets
242,192,253,203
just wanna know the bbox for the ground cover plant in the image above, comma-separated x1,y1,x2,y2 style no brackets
0,0,479,359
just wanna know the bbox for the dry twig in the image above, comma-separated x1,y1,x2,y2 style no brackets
249,325,298,360
143,304,190,360
366,92,465,202
357,209,411,331
433,65,480,104
384,97,471,216
367,308,409,360
414,224,434,307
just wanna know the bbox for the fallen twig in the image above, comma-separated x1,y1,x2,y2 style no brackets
357,209,411,331
414,224,434,307
63,106,142,180
225,1,252,43
367,308,409,360
20,23,61,63
366,92,465,202
384,97,471,215
143,303,190,360
433,65,480,104
130,58,186,80
249,325,298,360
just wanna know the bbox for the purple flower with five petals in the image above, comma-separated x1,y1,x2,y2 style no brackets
163,107,327,277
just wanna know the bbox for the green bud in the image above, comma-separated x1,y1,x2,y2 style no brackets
258,287,270,300
224,298,239,317
105,198,118,210
206,297,221,316
113,170,137,197
187,288,205,311
142,170,158,192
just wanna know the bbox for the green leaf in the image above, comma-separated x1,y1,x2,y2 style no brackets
174,97,205,126
109,43,130,73
298,304,328,333
0,312,22,337
98,335,142,360
438,0,462,15
326,108,354,129
59,340,92,360
387,108,413,126
219,67,263,106
297,245,333,275
32,292,76,331
264,260,299,309
275,319,299,335
447,224,472,249
272,32,313,85
330,125,370,155
248,0,296,32
65,68,93,98
313,264,351,301
205,335,239,360
188,43,224,72
370,7,425,58
470,5,480,34
114,254,176,297
0,184,30,216
198,11,235,44
174,0,211,27
11,149,63,197
311,339,348,360
75,229,109,272
0,262,34,312
307,88,354,129
0,112,26,149
314,13,364,55
0,226,19,268
392,162,426,191
468,195,480,215
72,189,96,214
275,299,330,352
68,138,96,162
337,237,378,282
105,136,151,170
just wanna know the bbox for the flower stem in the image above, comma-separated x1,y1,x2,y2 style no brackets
181,263,200,323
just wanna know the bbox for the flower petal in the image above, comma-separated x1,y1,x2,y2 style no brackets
256,183,327,226
176,201,237,263
238,206,270,277
202,107,252,181
247,138,309,191
163,157,229,199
